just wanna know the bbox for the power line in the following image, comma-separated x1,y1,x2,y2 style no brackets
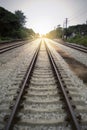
68,8,87,22
69,5,87,20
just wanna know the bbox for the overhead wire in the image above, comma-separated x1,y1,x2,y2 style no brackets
62,5,87,28
68,8,87,23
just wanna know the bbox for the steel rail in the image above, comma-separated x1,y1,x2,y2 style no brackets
66,42,87,50
4,42,41,130
54,40,87,53
0,42,24,50
63,42,87,53
0,39,34,53
0,42,26,54
45,42,81,130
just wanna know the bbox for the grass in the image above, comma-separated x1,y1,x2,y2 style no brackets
0,37,26,44
0,36,34,44
67,36,87,46
0,37,14,43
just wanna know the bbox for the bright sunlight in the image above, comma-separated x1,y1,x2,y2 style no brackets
36,20,51,35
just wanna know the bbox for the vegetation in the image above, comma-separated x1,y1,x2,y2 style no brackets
67,35,87,46
46,24,87,46
15,10,26,27
46,26,62,39
66,24,87,36
0,7,35,42
65,24,87,46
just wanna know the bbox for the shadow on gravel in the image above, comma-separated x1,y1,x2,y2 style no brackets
58,50,87,85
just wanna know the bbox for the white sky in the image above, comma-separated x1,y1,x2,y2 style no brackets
0,0,87,34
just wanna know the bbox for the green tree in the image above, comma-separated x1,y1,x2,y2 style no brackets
46,26,62,39
0,7,20,38
15,10,26,27
0,7,35,40
56,26,62,38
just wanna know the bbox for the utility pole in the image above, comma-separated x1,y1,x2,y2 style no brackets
65,18,68,39
62,18,68,40
65,18,68,28
86,20,87,25
62,22,65,40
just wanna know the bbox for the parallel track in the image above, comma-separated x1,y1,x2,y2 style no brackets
0,41,29,54
62,42,87,53
2,41,83,130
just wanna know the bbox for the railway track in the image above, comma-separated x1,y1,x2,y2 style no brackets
0,40,87,130
0,40,30,54
61,42,87,53
54,39,87,53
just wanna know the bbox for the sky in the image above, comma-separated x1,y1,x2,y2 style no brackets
0,0,87,34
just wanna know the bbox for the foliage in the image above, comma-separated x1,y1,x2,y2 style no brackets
16,28,35,39
0,7,35,41
65,24,87,37
15,10,26,27
46,30,56,38
0,7,20,38
65,24,87,46
67,35,87,46
46,27,62,39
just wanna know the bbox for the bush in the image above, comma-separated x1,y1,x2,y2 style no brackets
67,35,87,46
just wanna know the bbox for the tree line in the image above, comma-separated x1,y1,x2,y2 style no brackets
46,24,87,39
66,24,87,46
0,7,35,41
46,26,63,39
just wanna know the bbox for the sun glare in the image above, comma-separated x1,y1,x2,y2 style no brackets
37,26,49,35
36,20,51,35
